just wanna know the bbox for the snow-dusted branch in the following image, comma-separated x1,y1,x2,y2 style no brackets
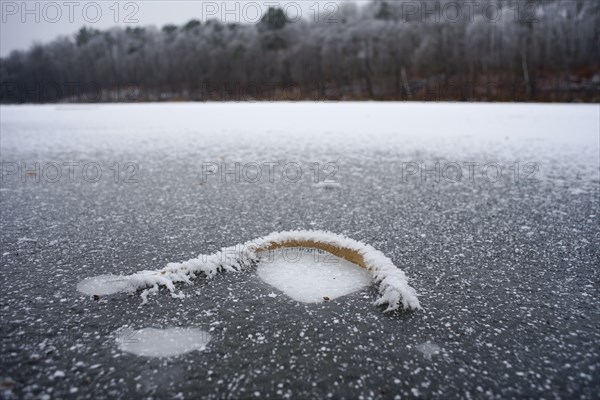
79,230,421,312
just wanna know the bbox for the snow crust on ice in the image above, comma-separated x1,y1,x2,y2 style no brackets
3,103,598,173
116,327,211,357
77,230,421,312
256,248,372,303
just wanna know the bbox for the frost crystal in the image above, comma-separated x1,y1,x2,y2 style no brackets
79,230,421,312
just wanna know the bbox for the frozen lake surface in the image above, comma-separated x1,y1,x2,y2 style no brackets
1,103,598,399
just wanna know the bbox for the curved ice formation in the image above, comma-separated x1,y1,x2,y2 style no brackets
79,230,421,311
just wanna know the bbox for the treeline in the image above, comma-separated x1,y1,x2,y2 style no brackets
1,0,599,103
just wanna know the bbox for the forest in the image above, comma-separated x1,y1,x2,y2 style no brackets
1,0,599,103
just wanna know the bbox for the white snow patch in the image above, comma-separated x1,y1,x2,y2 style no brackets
76,274,131,296
3,104,598,170
257,248,371,303
415,342,441,359
51,371,65,379
116,327,211,358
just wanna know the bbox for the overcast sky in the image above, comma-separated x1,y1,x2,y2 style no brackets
1,0,368,56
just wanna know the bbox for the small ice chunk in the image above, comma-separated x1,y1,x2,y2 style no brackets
257,248,372,303
52,371,65,379
77,274,129,296
415,342,441,359
116,327,211,358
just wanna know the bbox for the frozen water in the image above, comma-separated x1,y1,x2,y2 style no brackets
116,327,211,358
2,103,598,172
256,248,372,303
1,103,598,398
415,342,441,360
76,274,129,296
